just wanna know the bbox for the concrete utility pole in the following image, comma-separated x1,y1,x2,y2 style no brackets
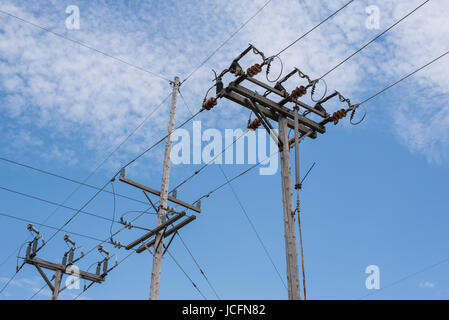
278,116,301,300
150,76,180,300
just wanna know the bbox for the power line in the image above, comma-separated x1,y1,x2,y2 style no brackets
358,256,449,300
0,185,154,230
0,209,106,297
166,93,287,292
118,107,204,174
177,232,220,299
217,165,287,291
0,10,171,82
0,265,24,295
359,49,449,106
181,0,272,84
0,211,106,243
0,91,173,271
18,92,173,255
165,249,208,300
320,0,431,79
0,156,149,206
171,129,249,193
275,0,355,56
190,44,449,202
1,1,271,299
72,250,134,300
193,150,279,204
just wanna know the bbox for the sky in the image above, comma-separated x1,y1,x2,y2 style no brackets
0,0,449,300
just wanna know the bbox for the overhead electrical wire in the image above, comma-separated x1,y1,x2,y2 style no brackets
0,157,149,206
358,255,449,300
3,0,275,300
177,232,221,299
358,49,449,106
165,249,208,300
0,9,171,82
191,42,449,202
70,43,449,300
181,0,273,85
275,0,355,57
0,211,106,243
5,0,444,299
0,185,154,230
217,165,287,290
319,0,432,79
0,91,173,270
169,94,288,290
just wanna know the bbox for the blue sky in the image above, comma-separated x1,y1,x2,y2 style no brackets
0,0,449,299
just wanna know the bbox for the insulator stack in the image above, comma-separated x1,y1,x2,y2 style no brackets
121,220,133,229
290,86,307,100
247,118,261,130
246,64,262,77
112,241,123,249
332,109,347,125
203,97,217,111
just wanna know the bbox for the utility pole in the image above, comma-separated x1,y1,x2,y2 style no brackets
210,44,354,299
279,116,301,300
23,225,107,300
117,76,199,297
150,76,180,300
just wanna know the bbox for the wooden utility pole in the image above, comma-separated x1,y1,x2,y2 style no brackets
150,76,180,300
278,116,301,300
52,270,63,300
213,44,353,299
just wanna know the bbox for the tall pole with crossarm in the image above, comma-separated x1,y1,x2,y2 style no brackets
207,45,356,299
150,76,180,300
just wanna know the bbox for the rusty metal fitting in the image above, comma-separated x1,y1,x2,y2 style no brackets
246,64,262,77
332,108,347,125
203,97,217,111
291,86,307,100
295,183,301,190
247,118,261,130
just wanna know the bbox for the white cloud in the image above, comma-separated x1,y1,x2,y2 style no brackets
0,0,448,170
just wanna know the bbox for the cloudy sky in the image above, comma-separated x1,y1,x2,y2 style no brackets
1,0,449,300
